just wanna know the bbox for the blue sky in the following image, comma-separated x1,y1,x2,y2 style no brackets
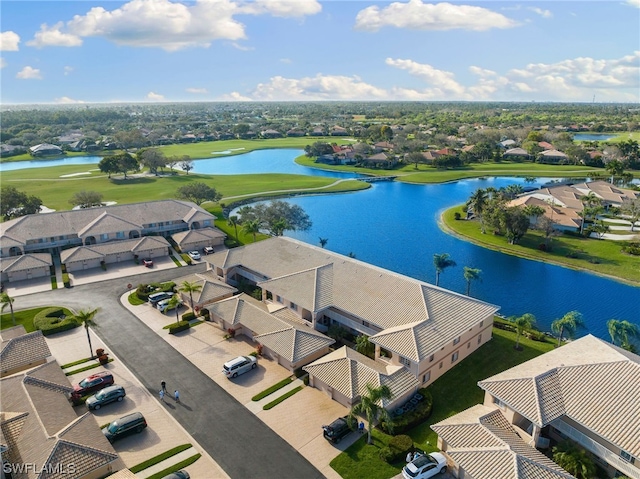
1,0,639,104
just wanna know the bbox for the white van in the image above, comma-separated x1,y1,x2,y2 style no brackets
157,297,183,313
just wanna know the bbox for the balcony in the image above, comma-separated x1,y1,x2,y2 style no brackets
551,419,639,479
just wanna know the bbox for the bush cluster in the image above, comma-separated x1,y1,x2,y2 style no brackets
181,254,193,265
182,311,196,322
380,389,433,435
493,317,547,342
62,273,71,288
136,282,176,301
34,307,78,336
168,321,190,335
379,435,414,463
621,242,640,256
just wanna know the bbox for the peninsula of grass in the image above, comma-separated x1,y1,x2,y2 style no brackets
441,206,640,285
146,454,201,479
128,292,146,306
262,385,304,410
60,357,94,369
330,327,555,479
252,376,295,401
1,306,70,332
130,444,193,473
65,358,114,376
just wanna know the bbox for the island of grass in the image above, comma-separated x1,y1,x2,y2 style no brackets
440,205,640,286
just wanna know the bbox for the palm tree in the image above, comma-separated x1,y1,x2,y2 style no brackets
1,292,16,325
512,313,536,350
242,219,261,242
462,267,481,296
180,280,202,310
319,237,328,248
75,308,99,359
350,384,392,444
227,215,239,241
433,253,456,287
607,319,639,351
354,335,373,358
551,311,585,347
467,188,488,233
553,441,596,479
166,295,183,326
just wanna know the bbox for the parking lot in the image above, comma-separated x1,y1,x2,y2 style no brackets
122,289,358,479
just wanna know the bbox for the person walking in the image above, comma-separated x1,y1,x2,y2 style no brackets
174,389,180,403
358,421,365,434
161,381,167,394
159,389,165,402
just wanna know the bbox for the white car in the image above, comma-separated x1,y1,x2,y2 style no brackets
157,297,183,313
222,355,257,378
402,452,447,479
188,251,201,260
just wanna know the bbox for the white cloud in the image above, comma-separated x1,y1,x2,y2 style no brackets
229,42,254,51
0,31,20,51
27,0,321,51
386,58,467,96
16,66,42,79
249,74,387,100
280,58,292,64
218,91,253,101
626,0,640,7
0,58,6,69
238,0,321,18
27,23,83,48
528,7,552,18
55,96,85,104
186,87,208,94
147,91,165,100
64,66,74,75
354,0,519,32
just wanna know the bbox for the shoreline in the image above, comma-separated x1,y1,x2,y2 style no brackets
438,210,640,288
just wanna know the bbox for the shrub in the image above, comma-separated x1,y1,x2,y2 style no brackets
380,389,433,435
169,321,190,335
182,311,196,322
200,307,210,319
62,273,71,288
100,260,107,271
387,435,413,462
249,351,258,357
621,242,640,256
378,447,394,463
181,253,193,265
227,328,236,338
454,212,461,220
34,307,78,336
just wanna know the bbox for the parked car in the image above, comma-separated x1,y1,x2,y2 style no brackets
161,471,190,479
70,371,114,404
188,250,201,260
143,258,153,267
103,412,147,443
203,246,214,254
149,291,173,306
157,297,183,313
222,355,257,378
86,385,126,410
322,416,353,444
402,452,447,479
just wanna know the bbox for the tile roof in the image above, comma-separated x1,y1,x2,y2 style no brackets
507,196,581,229
77,212,142,237
303,346,419,407
61,236,169,262
171,227,226,246
571,180,638,205
0,200,214,244
432,404,575,479
478,335,640,456
1,362,118,479
0,253,53,273
173,271,237,304
254,328,334,363
0,330,51,374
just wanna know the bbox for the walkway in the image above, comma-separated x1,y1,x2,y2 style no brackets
13,267,324,479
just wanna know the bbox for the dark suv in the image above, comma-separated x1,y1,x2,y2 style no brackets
70,371,114,404
322,416,353,443
103,412,147,443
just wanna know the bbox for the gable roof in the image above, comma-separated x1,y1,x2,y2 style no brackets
432,404,575,479
171,227,226,246
77,212,142,237
0,330,51,375
0,253,53,273
478,335,640,456
61,236,170,262
503,147,530,157
303,346,418,407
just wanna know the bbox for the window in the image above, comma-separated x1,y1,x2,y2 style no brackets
453,336,460,345
480,321,484,327
467,342,471,349
362,321,370,328
620,450,635,464
493,397,505,408
276,295,282,304
439,362,443,369
451,352,459,363
399,356,411,367
429,354,435,363
116,231,125,239
101,233,108,240
423,371,431,383
478,334,482,344
290,302,297,311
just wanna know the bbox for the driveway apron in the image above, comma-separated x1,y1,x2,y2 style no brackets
13,265,324,479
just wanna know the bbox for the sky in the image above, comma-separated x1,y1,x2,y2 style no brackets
1,0,639,104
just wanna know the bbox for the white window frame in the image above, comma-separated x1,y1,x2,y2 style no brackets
399,356,411,367
451,351,459,363
423,371,431,383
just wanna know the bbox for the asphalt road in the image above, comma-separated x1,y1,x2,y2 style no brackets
16,265,324,479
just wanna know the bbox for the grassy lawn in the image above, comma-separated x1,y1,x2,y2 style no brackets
441,206,640,285
1,306,53,332
330,327,555,479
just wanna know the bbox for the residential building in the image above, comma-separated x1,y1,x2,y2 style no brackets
432,335,640,479
0,327,51,377
0,253,53,284
204,237,499,409
28,143,63,156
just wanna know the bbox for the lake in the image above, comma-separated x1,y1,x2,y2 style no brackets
4,149,638,340
573,133,617,141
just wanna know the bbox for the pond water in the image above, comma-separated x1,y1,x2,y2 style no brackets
0,156,102,171
573,133,617,141
5,149,638,340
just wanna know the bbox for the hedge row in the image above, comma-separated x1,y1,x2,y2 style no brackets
380,389,433,435
180,254,193,265
182,311,196,322
33,307,78,336
169,321,190,335
493,316,547,342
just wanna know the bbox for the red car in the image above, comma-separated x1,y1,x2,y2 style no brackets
70,371,114,404
143,259,153,267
